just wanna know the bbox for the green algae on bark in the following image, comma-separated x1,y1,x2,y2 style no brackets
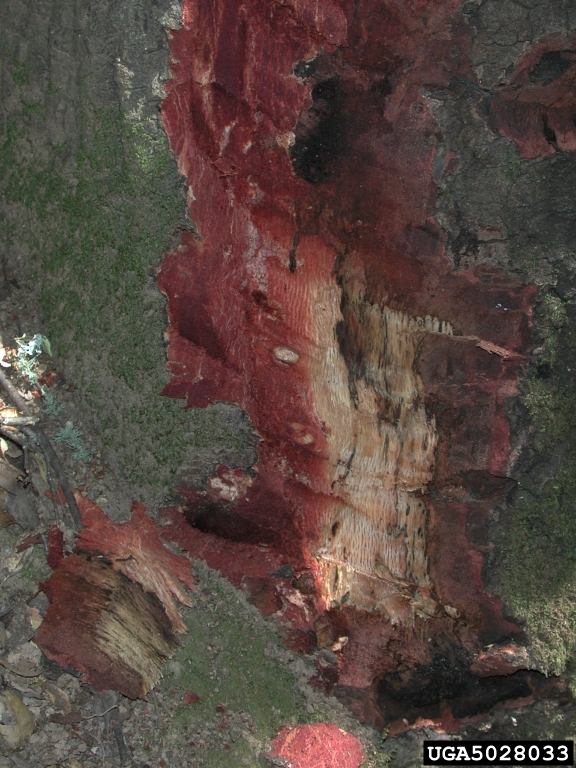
0,96,194,503
0,0,258,504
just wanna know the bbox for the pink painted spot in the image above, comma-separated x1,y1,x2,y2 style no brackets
270,723,366,768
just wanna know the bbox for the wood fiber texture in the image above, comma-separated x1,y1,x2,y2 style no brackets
35,496,195,698
157,0,546,726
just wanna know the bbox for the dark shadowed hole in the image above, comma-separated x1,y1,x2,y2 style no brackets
290,78,347,184
376,654,556,725
535,360,552,379
370,77,393,97
183,500,284,550
450,227,479,268
293,58,318,80
543,114,558,146
529,50,574,86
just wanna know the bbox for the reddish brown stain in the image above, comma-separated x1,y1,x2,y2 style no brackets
158,0,539,725
489,34,576,159
46,525,65,570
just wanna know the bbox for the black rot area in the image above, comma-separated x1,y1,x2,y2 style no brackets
528,50,575,86
375,655,570,725
290,77,347,184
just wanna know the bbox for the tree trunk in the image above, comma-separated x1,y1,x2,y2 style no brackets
2,0,576,736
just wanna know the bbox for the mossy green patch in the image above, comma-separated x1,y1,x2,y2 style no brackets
0,67,245,503
143,564,308,767
502,147,524,184
496,263,576,688
167,615,302,764
142,561,387,767
10,59,30,86
500,459,576,678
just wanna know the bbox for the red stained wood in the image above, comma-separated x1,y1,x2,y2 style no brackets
35,497,197,699
159,505,322,638
35,554,180,699
158,0,539,724
75,494,195,633
47,525,65,570
241,576,283,616
489,35,576,158
470,645,529,677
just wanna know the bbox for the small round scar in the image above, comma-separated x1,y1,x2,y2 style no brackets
273,346,300,364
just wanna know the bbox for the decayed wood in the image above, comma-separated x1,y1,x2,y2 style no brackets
309,297,444,617
36,554,179,699
75,494,195,633
157,0,535,725
35,496,196,698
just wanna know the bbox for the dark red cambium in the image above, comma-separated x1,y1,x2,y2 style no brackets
35,496,195,699
489,34,576,158
158,0,539,727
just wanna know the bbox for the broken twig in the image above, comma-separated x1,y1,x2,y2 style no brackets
82,704,118,720
23,426,82,529
0,416,37,426
0,368,81,529
0,427,26,447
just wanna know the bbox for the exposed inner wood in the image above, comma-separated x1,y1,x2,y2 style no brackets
305,272,453,619
35,496,196,699
157,0,536,723
36,554,180,700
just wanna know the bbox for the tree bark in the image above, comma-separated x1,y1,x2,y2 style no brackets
2,0,576,735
